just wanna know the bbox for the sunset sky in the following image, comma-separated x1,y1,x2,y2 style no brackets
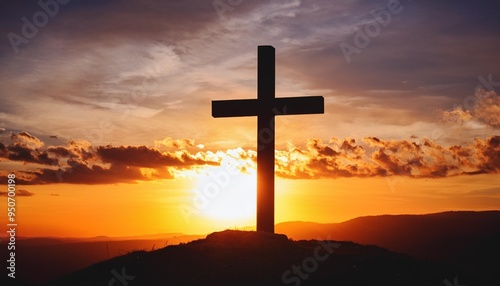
0,0,499,237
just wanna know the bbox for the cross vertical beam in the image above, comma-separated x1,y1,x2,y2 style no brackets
257,46,275,233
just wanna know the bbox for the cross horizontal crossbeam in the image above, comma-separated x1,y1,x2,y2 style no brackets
212,96,324,118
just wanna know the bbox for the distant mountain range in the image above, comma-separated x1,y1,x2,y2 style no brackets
277,210,500,261
1,211,499,285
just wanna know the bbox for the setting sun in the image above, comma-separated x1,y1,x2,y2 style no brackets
176,149,259,228
195,169,257,221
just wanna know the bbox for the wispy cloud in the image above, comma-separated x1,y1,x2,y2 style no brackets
1,0,498,147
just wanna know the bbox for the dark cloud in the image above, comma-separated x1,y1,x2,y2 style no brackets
12,161,153,185
47,146,71,157
475,136,500,174
0,189,33,196
0,132,58,165
0,132,218,184
96,145,212,168
0,0,220,54
278,0,500,122
4,144,38,162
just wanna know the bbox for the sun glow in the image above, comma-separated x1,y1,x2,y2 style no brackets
190,165,257,221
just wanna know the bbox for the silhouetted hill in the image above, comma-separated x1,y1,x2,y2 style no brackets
0,234,204,286
3,211,499,285
41,230,455,286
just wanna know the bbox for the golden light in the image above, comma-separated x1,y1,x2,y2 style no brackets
192,166,257,221
180,154,257,227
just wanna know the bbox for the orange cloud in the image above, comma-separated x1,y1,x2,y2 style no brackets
276,136,500,179
0,132,223,185
1,132,498,185
154,137,196,149
442,89,499,127
474,90,500,127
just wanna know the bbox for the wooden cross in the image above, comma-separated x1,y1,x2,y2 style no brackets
212,46,324,233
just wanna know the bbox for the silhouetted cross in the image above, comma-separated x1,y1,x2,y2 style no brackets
212,46,324,233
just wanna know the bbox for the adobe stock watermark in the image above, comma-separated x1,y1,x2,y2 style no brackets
81,117,115,147
7,0,71,54
450,73,499,119
475,73,499,93
6,173,17,279
463,73,499,111
258,106,290,151
81,55,163,145
108,267,135,286
51,159,73,183
339,0,406,64
443,276,466,286
179,161,240,223
384,164,410,193
212,0,243,21
282,238,341,285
